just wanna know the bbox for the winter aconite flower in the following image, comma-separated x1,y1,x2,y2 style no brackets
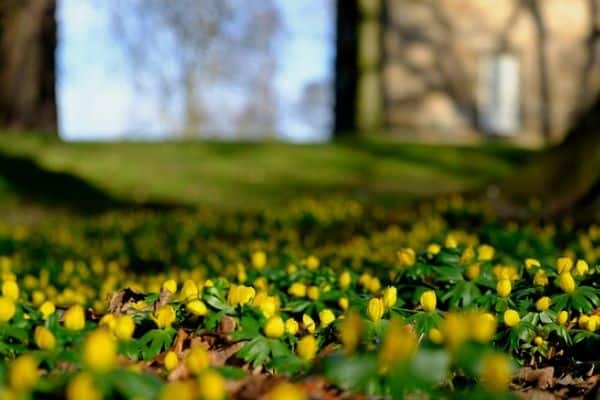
63,304,85,331
39,300,55,318
285,318,299,335
367,298,384,321
420,290,437,312
382,287,397,309
397,248,415,268
496,279,511,298
179,279,198,301
185,345,209,374
319,309,335,328
465,264,480,280
198,370,226,400
338,297,349,310
428,328,443,344
469,312,497,343
288,282,307,298
9,354,39,391
67,373,102,400
296,335,318,361
307,286,320,301
83,329,116,372
556,257,573,273
266,382,307,400
559,272,576,293
503,309,520,327
533,269,549,286
340,311,362,353
34,326,56,350
154,305,176,328
574,260,589,276
305,255,319,270
379,319,417,373
533,336,544,346
477,244,495,261
164,351,178,371
162,279,178,294
339,271,352,289
114,315,135,340
0,296,15,322
302,314,316,333
252,251,267,269
159,381,194,400
557,310,569,325
535,296,551,312
186,299,208,316
264,315,285,338
227,285,255,306
480,353,511,392
2,280,19,301
524,258,540,270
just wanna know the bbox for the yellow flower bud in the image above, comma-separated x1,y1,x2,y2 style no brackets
382,287,397,309
587,315,599,332
470,312,497,343
164,350,178,371
227,285,255,306
99,313,117,330
180,279,198,301
367,298,384,322
159,381,194,400
574,260,589,276
114,315,135,341
264,316,285,338
252,251,267,269
9,355,38,391
31,290,45,307
557,310,569,325
83,329,116,372
34,326,56,350
319,309,336,328
420,290,437,312
339,271,352,289
0,296,16,322
535,296,551,312
285,318,299,335
533,270,549,286
477,244,495,261
302,314,316,333
578,315,590,329
307,286,320,301
162,279,178,294
533,336,544,346
338,297,349,310
379,319,417,372
503,309,520,327
2,280,19,301
397,248,416,268
368,277,381,294
257,296,278,318
340,312,362,353
556,257,573,273
428,328,443,344
305,255,319,270
496,279,511,298
154,305,176,328
288,282,307,298
67,373,101,400
63,304,86,331
559,272,576,293
524,258,540,270
427,243,441,256
185,346,209,375
266,382,307,400
186,299,208,316
198,370,226,400
296,335,318,360
480,353,511,392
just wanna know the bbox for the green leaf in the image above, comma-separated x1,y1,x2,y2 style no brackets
237,337,270,368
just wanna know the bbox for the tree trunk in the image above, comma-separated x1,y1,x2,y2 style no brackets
0,0,57,135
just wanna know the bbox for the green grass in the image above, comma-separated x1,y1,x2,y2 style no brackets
0,134,534,211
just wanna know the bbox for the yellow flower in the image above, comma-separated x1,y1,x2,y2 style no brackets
159,381,194,400
339,271,352,289
460,247,475,264
9,354,38,391
264,316,285,338
0,296,16,322
428,328,443,344
296,335,318,361
180,279,198,301
288,282,307,298
503,309,520,327
302,314,316,333
164,351,178,371
305,255,319,270
524,258,540,270
338,297,349,310
382,287,397,309
162,279,178,294
319,309,335,328
556,257,573,273
154,305,176,328
198,370,226,400
477,244,495,261
285,318,299,335
379,319,417,373
66,373,101,400
535,296,551,312
445,234,458,248
114,315,135,340
31,290,45,307
266,382,307,400
307,286,320,301
186,299,208,316
496,279,511,298
252,251,267,269
558,272,576,293
227,285,255,306
574,259,589,276
465,264,480,280
578,315,590,329
397,248,416,268
39,301,56,319
83,329,116,372
469,312,497,343
557,310,569,325
34,326,56,350
63,304,86,331
420,290,437,312
586,315,599,332
533,269,549,286
257,295,278,318
185,345,209,375
533,336,544,346
254,277,268,291
480,353,511,392
367,298,384,321
427,243,441,257
340,311,362,353
99,313,117,330
2,280,19,301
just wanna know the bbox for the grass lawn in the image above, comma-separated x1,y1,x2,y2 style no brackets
0,134,534,211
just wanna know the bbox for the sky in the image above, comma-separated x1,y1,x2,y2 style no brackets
57,0,334,142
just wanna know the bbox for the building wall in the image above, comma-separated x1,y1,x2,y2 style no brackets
360,0,600,144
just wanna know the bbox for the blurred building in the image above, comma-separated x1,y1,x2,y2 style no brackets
339,0,600,144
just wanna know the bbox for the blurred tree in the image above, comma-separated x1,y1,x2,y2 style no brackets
103,0,281,138
0,0,57,134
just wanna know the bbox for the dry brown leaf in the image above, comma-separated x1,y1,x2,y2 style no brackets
517,367,555,390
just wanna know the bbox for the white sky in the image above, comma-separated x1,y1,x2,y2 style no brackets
57,0,334,142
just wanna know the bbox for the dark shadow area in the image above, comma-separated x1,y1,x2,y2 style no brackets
0,151,186,213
